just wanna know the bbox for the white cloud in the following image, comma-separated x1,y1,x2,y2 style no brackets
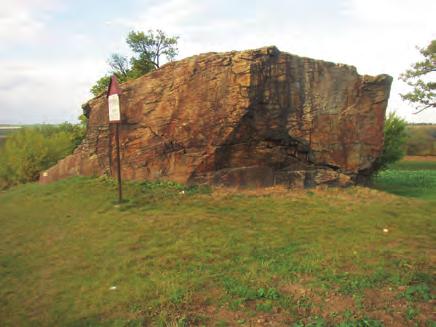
1,0,435,123
0,1,111,124
344,0,435,26
0,0,61,47
339,0,436,122
0,57,106,124
115,0,436,122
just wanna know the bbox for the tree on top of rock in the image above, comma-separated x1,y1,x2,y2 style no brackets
127,30,179,69
108,53,130,77
400,39,435,113
90,29,179,96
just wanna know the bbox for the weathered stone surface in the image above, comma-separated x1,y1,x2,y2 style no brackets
40,46,392,187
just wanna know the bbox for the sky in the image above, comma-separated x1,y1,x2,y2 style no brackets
0,0,435,124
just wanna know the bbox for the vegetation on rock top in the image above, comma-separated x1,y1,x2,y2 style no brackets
91,30,179,96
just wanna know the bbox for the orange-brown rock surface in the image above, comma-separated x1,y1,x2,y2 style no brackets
40,46,392,187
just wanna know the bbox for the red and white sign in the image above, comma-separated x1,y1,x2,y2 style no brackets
107,75,121,123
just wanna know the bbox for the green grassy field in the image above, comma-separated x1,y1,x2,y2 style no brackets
373,156,436,200
0,158,435,326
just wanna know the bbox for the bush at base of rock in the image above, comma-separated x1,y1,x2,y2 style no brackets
372,112,408,173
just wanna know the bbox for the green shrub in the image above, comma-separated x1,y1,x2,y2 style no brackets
373,112,408,173
0,122,85,189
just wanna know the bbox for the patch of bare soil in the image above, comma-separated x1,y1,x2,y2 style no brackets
150,284,435,326
403,155,436,162
279,282,435,327
211,185,302,198
365,287,435,326
280,281,356,324
211,185,400,205
156,288,294,326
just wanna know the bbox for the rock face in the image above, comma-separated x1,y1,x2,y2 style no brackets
40,46,392,187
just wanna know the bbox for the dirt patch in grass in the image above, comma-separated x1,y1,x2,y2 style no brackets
211,185,303,198
202,308,291,327
280,281,356,322
363,287,407,325
212,184,399,205
363,287,435,327
279,280,435,327
160,290,294,326
403,155,436,162
321,293,356,316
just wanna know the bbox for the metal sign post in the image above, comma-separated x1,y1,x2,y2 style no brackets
107,75,122,203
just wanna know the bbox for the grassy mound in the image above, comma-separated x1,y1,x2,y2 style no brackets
0,161,435,326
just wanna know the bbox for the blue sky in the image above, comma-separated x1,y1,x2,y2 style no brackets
1,0,435,124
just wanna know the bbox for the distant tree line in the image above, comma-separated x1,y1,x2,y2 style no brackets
405,124,436,156
91,30,179,96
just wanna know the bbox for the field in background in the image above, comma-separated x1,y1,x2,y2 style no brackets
0,125,22,147
406,124,436,156
0,158,435,326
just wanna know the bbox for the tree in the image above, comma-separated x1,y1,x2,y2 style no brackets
108,54,130,78
90,30,179,96
373,112,408,172
400,40,435,113
90,75,111,97
127,29,179,69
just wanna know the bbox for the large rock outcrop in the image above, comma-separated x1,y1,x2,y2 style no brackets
40,46,392,187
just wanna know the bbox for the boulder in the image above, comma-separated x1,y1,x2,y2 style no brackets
40,46,392,187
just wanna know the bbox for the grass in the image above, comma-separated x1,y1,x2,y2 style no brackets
0,158,435,326
373,155,436,199
389,156,436,171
